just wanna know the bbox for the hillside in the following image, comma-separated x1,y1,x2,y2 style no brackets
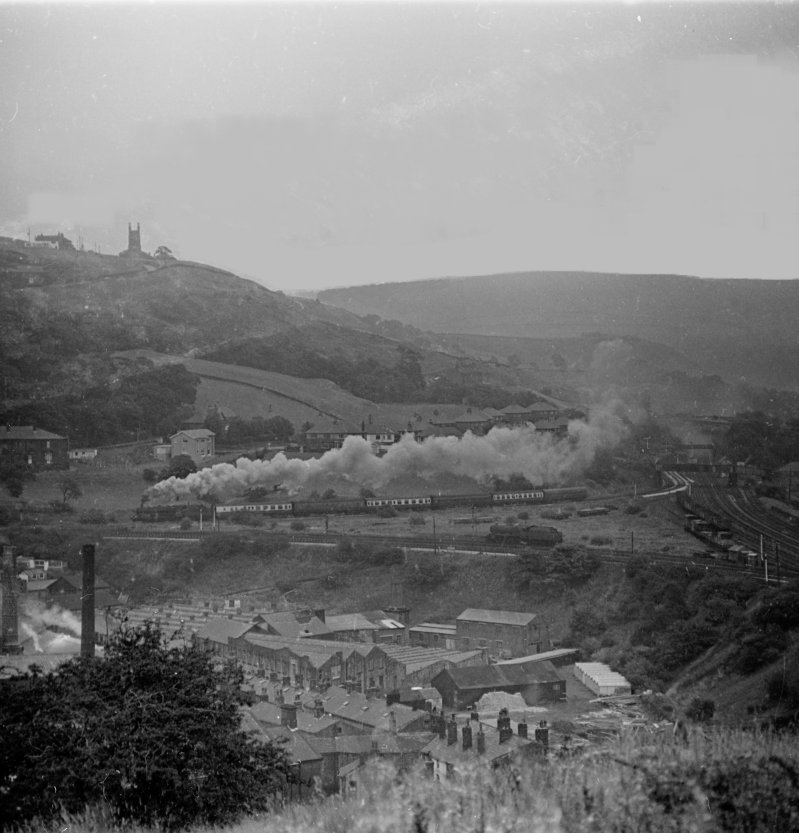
117,349,379,425
318,272,799,391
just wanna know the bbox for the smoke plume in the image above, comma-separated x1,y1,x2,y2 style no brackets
150,408,627,503
22,598,82,636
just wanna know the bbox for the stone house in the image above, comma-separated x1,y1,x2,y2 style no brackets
169,428,215,463
456,608,544,657
0,425,69,470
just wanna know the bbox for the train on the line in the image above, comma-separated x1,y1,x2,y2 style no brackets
134,486,587,523
487,524,563,546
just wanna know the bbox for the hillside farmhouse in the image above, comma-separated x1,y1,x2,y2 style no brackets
169,428,215,463
0,425,69,470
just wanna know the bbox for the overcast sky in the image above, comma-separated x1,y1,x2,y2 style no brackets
2,1,799,291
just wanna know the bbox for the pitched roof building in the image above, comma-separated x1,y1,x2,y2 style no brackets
0,425,69,470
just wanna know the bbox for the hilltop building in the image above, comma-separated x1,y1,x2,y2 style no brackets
119,222,150,259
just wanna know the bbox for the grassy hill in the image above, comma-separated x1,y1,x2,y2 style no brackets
319,271,799,391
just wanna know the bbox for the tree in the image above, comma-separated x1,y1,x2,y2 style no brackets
159,453,197,481
154,245,175,260
0,624,290,831
58,475,82,505
0,455,32,498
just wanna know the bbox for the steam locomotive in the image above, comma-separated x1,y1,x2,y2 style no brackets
135,486,587,522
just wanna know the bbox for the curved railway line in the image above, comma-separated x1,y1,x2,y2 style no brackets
679,479,799,581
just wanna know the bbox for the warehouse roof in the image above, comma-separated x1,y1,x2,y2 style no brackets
456,609,537,626
497,648,579,666
409,622,457,635
194,618,260,644
432,661,562,690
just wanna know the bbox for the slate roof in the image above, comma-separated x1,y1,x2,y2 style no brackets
380,644,486,674
194,619,259,644
497,648,579,666
422,721,535,766
432,661,562,690
22,579,58,593
258,725,324,764
324,613,379,633
456,609,537,626
409,622,457,635
170,429,215,439
249,700,340,735
261,611,332,638
307,685,423,732
0,425,65,441
242,633,378,666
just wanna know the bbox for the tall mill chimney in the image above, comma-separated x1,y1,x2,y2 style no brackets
81,544,96,658
0,544,21,655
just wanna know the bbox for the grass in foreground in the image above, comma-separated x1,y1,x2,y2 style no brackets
33,727,799,833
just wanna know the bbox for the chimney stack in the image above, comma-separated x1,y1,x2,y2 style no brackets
476,727,486,754
437,715,446,739
462,724,473,750
80,544,95,658
313,698,325,719
517,720,528,738
446,716,458,745
535,720,549,751
498,707,513,744
0,544,21,655
280,702,298,729
388,710,398,734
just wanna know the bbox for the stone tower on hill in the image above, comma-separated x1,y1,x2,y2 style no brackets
127,222,141,254
119,222,147,258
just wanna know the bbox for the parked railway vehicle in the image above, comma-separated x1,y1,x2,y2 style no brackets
136,486,588,522
487,524,563,546
684,514,733,551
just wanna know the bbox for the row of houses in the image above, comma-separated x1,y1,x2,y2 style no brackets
242,686,550,794
301,403,572,453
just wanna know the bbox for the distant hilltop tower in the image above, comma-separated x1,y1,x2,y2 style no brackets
119,221,149,259
128,222,142,254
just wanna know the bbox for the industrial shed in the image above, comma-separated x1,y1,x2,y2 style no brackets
574,662,632,696
432,661,565,710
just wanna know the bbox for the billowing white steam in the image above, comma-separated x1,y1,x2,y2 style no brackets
19,599,83,654
150,407,627,503
22,598,81,636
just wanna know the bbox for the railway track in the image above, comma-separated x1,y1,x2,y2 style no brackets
683,483,799,580
102,526,772,580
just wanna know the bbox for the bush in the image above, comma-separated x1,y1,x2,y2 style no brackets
517,511,530,521
290,520,306,531
753,586,799,631
376,506,397,518
179,517,192,530
78,508,106,524
0,624,290,831
625,502,643,514
684,697,716,723
589,534,613,546
142,467,159,483
0,504,20,525
409,514,426,526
